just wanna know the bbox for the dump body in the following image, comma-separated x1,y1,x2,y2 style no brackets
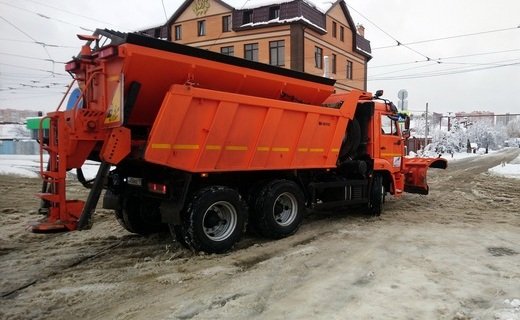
144,85,354,172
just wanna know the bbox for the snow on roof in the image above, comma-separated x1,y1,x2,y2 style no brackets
240,15,326,32
222,0,333,13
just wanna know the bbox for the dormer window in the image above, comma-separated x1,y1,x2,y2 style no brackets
243,10,253,24
269,6,280,20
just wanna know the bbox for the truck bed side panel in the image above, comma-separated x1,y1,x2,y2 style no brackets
144,85,348,172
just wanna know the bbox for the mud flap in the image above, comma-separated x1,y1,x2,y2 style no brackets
403,157,447,195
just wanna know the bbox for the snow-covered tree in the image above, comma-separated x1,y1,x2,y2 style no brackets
506,119,520,138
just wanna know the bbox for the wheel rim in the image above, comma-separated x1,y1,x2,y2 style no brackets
273,192,298,226
202,201,237,241
380,183,385,205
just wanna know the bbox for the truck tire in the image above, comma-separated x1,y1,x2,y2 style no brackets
339,118,361,161
251,180,305,239
117,196,165,235
170,225,188,248
368,174,385,216
182,186,247,253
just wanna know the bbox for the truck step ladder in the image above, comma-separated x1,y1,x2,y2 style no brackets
32,112,85,233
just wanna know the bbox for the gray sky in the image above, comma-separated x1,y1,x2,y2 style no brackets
0,0,519,115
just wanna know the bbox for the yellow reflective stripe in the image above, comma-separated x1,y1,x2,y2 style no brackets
381,153,402,157
272,147,289,152
332,148,340,152
257,146,270,151
172,144,199,150
225,145,248,151
206,145,221,150
151,143,171,149
309,148,324,152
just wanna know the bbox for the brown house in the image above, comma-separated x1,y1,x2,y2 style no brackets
141,0,371,92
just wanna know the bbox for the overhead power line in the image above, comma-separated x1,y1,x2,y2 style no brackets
18,0,126,30
0,38,77,49
0,2,94,32
373,26,520,50
345,3,435,61
0,15,56,74
369,61,520,81
370,48,520,69
0,62,68,76
0,51,66,64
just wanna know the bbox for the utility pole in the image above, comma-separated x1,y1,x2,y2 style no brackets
424,102,429,149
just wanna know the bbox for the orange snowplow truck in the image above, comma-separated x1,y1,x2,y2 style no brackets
33,29,446,253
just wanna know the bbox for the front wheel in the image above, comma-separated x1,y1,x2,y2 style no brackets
181,186,247,254
368,174,385,216
251,180,305,239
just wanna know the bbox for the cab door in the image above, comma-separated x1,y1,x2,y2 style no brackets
376,112,404,172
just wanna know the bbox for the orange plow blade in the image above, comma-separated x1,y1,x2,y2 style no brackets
403,157,447,195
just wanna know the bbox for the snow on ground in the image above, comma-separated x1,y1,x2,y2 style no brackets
488,151,520,179
0,155,100,180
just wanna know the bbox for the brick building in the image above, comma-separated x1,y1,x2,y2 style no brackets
141,0,371,92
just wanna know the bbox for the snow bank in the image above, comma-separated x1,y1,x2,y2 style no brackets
488,154,520,180
0,155,100,180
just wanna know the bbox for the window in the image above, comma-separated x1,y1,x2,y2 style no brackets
381,116,398,135
174,25,182,40
220,46,234,56
244,43,258,61
269,40,284,66
332,54,337,74
269,6,280,20
340,26,344,41
243,10,253,24
346,60,353,80
332,21,337,38
314,46,323,69
197,20,206,36
222,15,232,32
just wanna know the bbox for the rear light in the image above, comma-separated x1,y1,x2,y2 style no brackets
148,182,167,195
99,46,118,59
65,61,80,72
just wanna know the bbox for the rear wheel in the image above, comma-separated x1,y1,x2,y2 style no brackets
251,180,305,239
368,174,385,216
180,186,247,253
116,196,165,235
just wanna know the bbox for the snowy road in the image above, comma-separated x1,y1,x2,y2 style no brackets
0,148,519,319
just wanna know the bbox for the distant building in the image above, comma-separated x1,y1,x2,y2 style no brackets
0,109,40,124
140,0,371,92
455,111,494,127
496,113,518,126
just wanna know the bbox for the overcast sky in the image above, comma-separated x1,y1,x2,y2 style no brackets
0,0,519,115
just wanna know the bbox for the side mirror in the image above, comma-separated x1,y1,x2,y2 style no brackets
405,116,410,130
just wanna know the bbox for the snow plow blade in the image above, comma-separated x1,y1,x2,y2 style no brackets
403,157,447,195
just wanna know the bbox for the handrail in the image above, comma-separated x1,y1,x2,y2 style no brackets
72,70,102,120
38,115,51,179
56,79,77,112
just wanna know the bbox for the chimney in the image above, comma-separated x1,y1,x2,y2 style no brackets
356,24,365,37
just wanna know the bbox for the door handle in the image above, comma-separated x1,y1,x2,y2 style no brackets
380,146,386,150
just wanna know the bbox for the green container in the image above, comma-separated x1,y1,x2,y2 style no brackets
26,117,50,130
